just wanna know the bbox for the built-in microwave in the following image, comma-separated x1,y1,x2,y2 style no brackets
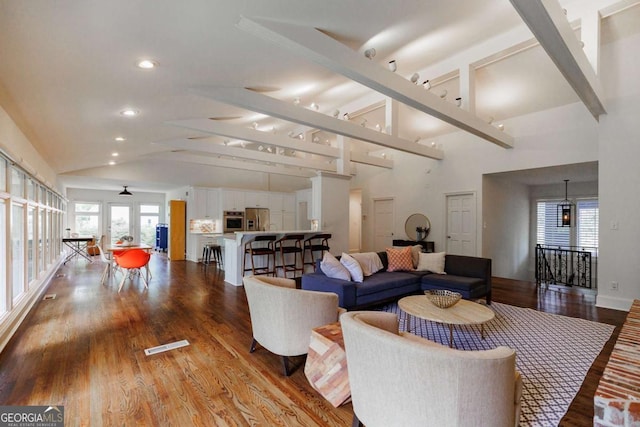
223,211,245,232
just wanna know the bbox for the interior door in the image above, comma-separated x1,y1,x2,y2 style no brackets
373,198,394,251
108,204,132,245
446,193,476,256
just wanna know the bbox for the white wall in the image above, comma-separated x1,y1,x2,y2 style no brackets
0,105,58,191
597,29,640,310
482,177,530,280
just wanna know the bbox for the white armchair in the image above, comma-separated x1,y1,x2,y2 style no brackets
243,275,344,376
341,311,522,427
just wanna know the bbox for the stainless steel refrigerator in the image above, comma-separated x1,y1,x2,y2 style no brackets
245,208,270,231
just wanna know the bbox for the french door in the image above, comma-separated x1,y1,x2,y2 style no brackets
108,204,132,245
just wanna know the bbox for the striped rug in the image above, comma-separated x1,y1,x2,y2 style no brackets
377,301,615,426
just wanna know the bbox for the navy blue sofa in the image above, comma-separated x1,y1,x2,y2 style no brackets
301,251,491,310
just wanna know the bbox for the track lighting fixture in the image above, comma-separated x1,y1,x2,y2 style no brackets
360,119,367,127
439,89,448,99
410,73,420,84
252,122,259,129
388,60,397,72
497,124,505,131
487,116,495,125
332,109,340,118
343,113,350,120
375,124,381,132
422,80,431,90
310,102,319,111
293,97,301,106
258,145,264,151
456,97,462,107
364,48,376,59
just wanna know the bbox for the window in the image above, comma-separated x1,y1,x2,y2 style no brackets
11,167,24,198
536,199,599,250
577,200,599,249
12,203,25,302
74,202,100,237
0,200,6,313
139,204,160,246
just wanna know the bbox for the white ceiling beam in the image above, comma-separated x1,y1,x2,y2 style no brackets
166,118,340,158
153,138,336,172
350,150,393,169
509,0,606,120
147,151,317,178
190,86,445,159
236,16,513,149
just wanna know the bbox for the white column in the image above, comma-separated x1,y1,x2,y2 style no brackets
310,172,351,255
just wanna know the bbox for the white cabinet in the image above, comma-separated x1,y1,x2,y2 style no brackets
283,212,296,230
222,190,246,211
269,211,283,231
206,189,219,218
283,194,296,212
245,191,269,208
269,193,284,211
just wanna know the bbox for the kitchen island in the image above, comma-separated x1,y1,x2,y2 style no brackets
223,230,323,286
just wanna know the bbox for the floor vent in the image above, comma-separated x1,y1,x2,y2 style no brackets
144,340,190,356
43,294,56,300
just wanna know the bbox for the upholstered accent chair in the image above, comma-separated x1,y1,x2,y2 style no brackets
242,275,345,376
341,311,522,427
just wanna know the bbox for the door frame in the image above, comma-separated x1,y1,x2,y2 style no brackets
443,191,477,256
372,196,395,252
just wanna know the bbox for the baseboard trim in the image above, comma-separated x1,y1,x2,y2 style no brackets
596,294,633,312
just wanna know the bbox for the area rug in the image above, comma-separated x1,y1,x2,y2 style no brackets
377,302,615,427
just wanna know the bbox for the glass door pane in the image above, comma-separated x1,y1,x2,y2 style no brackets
139,204,160,246
109,204,131,244
12,204,24,302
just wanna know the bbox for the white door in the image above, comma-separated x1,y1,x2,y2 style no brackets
349,190,362,253
446,193,476,256
373,198,394,251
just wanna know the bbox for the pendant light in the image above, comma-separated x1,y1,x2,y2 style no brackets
119,185,133,196
557,179,574,227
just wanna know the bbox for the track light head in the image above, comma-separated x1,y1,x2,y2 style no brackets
387,60,397,72
364,48,376,59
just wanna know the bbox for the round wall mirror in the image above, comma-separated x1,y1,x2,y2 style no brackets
405,214,431,241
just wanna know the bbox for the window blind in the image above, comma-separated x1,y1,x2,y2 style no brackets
536,201,570,247
577,199,599,249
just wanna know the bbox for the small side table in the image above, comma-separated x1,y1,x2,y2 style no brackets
304,322,351,407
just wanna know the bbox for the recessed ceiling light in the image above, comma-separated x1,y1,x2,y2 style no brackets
108,161,116,166
137,59,157,69
115,137,126,142
120,109,139,117
112,152,119,157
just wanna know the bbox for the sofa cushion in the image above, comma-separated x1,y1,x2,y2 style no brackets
340,252,364,282
320,252,351,281
386,247,414,272
421,274,484,293
356,272,420,297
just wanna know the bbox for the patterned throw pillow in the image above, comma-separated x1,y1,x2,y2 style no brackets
385,246,414,272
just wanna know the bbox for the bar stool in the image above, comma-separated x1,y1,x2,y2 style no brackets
303,233,332,271
203,243,223,266
242,235,277,276
275,234,304,278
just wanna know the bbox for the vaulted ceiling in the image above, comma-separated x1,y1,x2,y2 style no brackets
0,0,637,193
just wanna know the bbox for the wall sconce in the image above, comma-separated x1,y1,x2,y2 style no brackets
557,179,575,227
388,60,397,72
364,48,376,59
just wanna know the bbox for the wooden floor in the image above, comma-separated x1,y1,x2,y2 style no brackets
0,256,627,426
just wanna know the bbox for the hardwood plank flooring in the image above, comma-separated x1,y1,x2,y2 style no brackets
0,258,627,426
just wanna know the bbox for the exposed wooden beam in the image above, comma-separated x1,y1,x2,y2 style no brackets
189,86,445,159
146,151,317,178
509,0,606,120
153,138,337,172
236,16,512,149
350,150,393,169
166,118,340,158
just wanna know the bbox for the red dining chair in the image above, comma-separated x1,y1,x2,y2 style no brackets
114,249,151,292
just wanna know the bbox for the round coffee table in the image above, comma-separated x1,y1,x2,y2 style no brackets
398,295,495,348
